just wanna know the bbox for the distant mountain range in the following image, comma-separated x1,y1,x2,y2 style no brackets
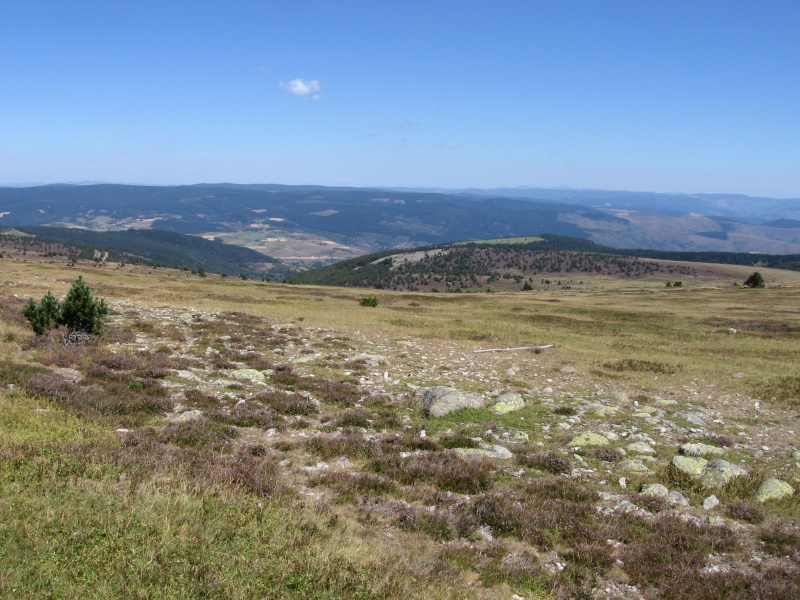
1,184,799,266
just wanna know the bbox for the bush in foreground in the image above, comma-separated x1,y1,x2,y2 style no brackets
22,276,108,337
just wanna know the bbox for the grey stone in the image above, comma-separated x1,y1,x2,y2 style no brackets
569,432,610,447
420,386,485,417
175,370,203,382
230,368,266,384
452,444,513,460
755,478,795,503
668,490,690,506
628,442,656,455
657,398,679,407
699,459,748,488
640,483,669,498
593,405,619,417
292,354,319,364
351,354,387,364
334,456,354,469
488,393,525,414
703,495,720,510
682,412,707,427
172,409,203,422
618,459,650,473
511,431,529,443
610,391,629,403
680,443,725,457
560,365,578,374
671,455,708,477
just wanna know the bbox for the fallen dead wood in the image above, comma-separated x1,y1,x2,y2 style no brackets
474,344,555,353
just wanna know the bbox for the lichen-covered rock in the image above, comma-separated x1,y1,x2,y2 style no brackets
671,455,708,477
569,432,610,447
610,391,628,403
755,478,795,503
640,483,669,498
420,386,484,418
292,354,319,364
171,409,203,422
351,354,387,364
230,368,266,384
680,443,725,457
703,495,720,510
452,444,513,460
488,393,525,415
618,459,650,473
593,405,619,417
682,412,707,427
668,490,690,506
628,442,656,455
511,431,529,443
699,459,748,488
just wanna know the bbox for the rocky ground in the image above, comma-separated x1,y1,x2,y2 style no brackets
13,296,800,599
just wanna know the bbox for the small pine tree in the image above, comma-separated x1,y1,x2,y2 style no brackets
22,291,61,335
58,276,109,335
359,296,380,307
743,272,765,288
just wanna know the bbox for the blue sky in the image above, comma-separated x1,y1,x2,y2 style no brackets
2,1,799,197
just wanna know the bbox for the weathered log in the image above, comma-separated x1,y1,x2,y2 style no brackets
474,344,555,354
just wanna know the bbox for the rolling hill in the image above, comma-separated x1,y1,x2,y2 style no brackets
286,234,800,291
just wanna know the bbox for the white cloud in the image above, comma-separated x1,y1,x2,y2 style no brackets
279,78,322,100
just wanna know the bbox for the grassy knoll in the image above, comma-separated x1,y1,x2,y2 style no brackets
1,254,799,599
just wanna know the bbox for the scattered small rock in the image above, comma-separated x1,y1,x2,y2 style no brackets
679,443,725,457
617,459,650,473
682,412,707,427
668,490,690,506
627,441,656,455
230,368,266,384
569,432,610,447
639,483,669,498
703,495,720,510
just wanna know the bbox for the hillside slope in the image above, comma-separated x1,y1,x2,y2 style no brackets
1,226,288,278
286,235,800,291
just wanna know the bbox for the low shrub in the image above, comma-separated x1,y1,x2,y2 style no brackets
603,359,678,374
303,433,378,460
516,450,571,474
159,418,238,449
368,452,494,494
758,519,800,557
439,432,480,449
726,501,764,524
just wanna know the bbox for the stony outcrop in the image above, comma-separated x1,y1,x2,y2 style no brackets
420,386,484,417
755,478,795,503
487,393,525,414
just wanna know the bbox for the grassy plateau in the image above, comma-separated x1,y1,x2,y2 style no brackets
1,249,799,599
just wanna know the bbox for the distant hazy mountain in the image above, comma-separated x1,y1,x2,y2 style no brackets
0,183,798,256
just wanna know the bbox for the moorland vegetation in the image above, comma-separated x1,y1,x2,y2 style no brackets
1,245,799,599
